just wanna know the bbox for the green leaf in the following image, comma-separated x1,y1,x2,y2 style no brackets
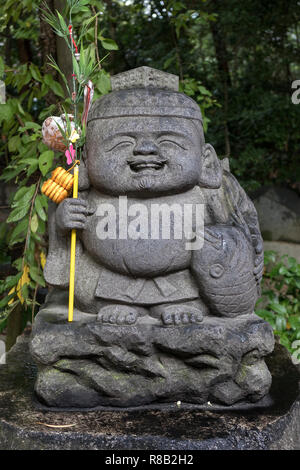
39,150,54,176
278,266,292,276
99,37,118,51
35,196,47,221
1,164,27,182
47,56,70,96
21,121,41,131
198,85,212,96
9,217,29,244
270,302,287,315
38,193,48,209
0,273,22,294
37,217,46,235
56,10,69,36
0,294,17,309
163,56,175,69
50,80,65,98
0,103,14,124
288,316,300,330
275,316,287,332
29,64,42,82
30,213,38,233
6,204,30,223
12,184,35,206
27,161,39,177
29,265,46,287
72,5,90,13
8,135,21,152
96,70,111,95
279,334,291,350
44,74,54,87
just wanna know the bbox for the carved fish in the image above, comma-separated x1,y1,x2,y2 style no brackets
191,225,258,317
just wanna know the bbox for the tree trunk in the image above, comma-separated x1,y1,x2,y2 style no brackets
39,0,59,105
39,0,73,102
54,0,73,95
209,1,231,156
102,0,119,74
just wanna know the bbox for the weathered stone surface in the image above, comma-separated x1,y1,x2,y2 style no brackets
30,66,272,408
110,66,179,92
252,186,300,243
30,303,274,408
0,336,299,450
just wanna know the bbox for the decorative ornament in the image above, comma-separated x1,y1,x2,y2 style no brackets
41,166,74,204
42,114,78,152
69,129,80,143
65,143,76,165
82,80,94,126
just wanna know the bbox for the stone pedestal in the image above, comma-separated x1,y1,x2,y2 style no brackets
29,306,274,408
0,334,299,450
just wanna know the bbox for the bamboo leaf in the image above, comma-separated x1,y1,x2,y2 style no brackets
56,10,69,36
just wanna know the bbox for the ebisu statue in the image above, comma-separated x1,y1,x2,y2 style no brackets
30,67,275,408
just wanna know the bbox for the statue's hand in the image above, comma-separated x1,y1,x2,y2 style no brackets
56,198,89,233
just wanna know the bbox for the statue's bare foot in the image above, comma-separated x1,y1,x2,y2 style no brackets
97,305,140,325
161,310,203,325
150,300,206,326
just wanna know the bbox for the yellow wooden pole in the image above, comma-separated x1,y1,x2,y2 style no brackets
68,164,79,322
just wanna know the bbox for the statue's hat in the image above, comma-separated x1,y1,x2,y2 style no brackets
88,66,202,124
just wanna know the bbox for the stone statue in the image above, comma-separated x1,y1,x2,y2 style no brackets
30,67,274,408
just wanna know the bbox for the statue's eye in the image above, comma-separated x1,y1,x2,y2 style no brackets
209,264,224,278
107,141,133,151
158,140,186,150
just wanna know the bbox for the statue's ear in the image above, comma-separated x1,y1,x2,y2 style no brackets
198,143,223,189
78,151,90,191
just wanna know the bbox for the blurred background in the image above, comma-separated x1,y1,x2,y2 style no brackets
0,0,299,356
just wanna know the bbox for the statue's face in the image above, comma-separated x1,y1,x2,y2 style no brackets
86,116,204,196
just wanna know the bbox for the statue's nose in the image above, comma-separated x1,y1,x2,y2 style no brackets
133,140,159,156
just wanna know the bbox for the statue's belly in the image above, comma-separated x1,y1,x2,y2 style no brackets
81,229,191,278
80,190,198,277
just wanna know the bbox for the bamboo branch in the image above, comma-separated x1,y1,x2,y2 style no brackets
91,5,101,70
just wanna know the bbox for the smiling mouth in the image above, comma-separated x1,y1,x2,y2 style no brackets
128,159,167,173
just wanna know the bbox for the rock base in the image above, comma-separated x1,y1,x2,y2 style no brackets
30,310,274,408
0,335,299,450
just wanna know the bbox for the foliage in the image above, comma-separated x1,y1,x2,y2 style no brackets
0,0,299,345
99,0,300,192
256,251,300,355
0,0,116,331
179,77,220,133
